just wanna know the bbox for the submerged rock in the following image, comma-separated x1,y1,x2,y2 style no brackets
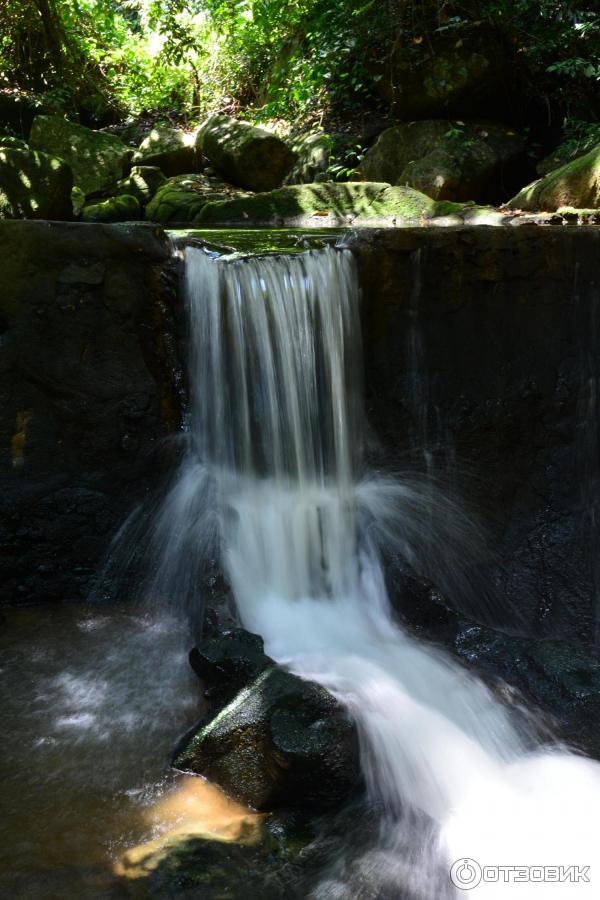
28,115,130,194
361,120,525,204
132,126,200,177
0,146,73,219
197,115,297,192
82,193,141,222
175,638,361,811
506,144,600,211
146,173,251,224
195,181,464,226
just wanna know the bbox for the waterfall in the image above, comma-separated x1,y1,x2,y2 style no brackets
170,244,600,898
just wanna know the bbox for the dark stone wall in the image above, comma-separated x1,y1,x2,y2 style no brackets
0,221,182,605
352,226,600,646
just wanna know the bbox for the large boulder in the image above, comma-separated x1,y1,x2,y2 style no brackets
0,147,73,219
28,115,130,194
82,194,141,223
361,120,525,204
370,24,509,119
284,131,361,184
506,144,600,211
174,659,361,812
196,115,297,191
195,181,465,227
145,173,251,224
132,126,200,177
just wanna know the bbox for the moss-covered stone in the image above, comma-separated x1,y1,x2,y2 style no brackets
507,144,600,211
146,173,251,224
71,185,86,218
195,181,460,226
132,126,200,177
362,120,524,204
82,193,141,222
284,131,361,184
197,115,297,191
114,165,166,205
28,115,130,194
0,147,73,219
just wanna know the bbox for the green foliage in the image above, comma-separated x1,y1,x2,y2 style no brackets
0,0,598,143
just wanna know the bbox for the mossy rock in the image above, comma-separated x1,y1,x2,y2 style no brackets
0,146,73,219
507,144,600,211
284,131,361,184
361,120,524,204
71,185,86,218
132,126,200,177
197,115,297,192
81,193,141,223
146,173,252,224
195,181,462,226
114,165,166,205
28,115,130,194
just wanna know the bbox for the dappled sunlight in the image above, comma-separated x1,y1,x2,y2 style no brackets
114,775,266,880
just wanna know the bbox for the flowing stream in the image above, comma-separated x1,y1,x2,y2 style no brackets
169,243,600,898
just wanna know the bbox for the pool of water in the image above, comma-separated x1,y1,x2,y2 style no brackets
168,227,348,256
0,603,218,899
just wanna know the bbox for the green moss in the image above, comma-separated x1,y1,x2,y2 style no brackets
28,115,129,195
112,165,166,206
194,181,468,226
507,143,600,211
71,185,86,217
82,193,141,222
169,227,346,255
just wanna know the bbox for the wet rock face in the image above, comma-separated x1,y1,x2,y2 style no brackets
352,226,600,647
176,630,362,811
0,221,181,605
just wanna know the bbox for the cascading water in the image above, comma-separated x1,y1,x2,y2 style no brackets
171,243,600,898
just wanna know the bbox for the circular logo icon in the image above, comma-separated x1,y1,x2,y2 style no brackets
450,858,482,890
